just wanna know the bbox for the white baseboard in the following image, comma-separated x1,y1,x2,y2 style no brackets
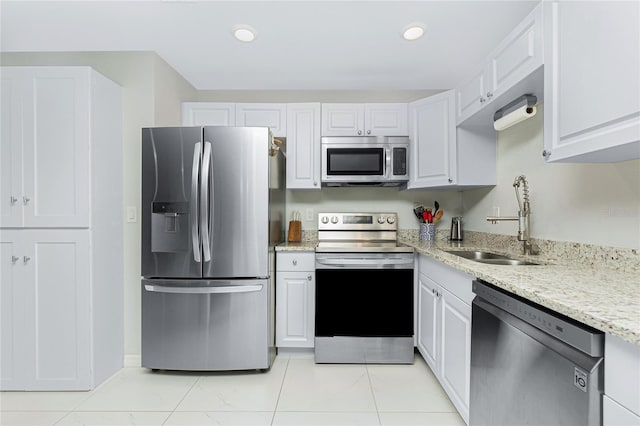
124,354,141,367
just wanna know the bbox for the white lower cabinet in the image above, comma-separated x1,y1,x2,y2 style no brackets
604,334,640,425
0,229,122,390
417,255,473,425
275,252,315,348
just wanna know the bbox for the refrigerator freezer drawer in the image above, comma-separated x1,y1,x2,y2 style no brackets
141,278,273,371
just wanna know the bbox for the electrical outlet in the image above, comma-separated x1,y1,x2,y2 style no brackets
492,206,500,216
305,208,314,221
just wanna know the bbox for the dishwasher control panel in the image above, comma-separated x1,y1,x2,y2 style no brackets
472,280,604,357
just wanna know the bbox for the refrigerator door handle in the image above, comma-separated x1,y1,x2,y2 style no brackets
144,284,262,294
191,142,202,262
201,141,212,262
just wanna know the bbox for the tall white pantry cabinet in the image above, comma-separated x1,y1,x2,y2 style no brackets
0,66,124,390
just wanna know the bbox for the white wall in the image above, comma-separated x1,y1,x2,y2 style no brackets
462,104,640,249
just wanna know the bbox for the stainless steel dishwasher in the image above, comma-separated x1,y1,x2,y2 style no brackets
470,280,604,426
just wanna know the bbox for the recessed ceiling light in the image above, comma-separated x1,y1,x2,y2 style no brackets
402,23,426,41
233,25,256,43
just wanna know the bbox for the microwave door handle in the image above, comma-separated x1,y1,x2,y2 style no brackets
190,142,201,263
200,141,212,262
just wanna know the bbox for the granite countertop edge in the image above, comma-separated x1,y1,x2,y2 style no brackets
275,239,640,346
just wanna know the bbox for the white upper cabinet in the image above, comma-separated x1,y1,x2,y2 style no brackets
543,1,640,163
1,67,99,228
408,91,457,188
286,103,321,190
321,103,408,136
181,102,235,126
408,91,496,189
236,103,287,137
456,4,543,126
181,102,286,137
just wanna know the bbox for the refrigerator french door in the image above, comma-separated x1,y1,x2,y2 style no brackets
141,126,280,371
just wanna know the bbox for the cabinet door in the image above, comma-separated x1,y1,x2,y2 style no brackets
488,4,543,101
604,395,640,426
286,103,321,190
276,271,315,348
455,66,488,124
543,1,640,163
21,68,91,228
22,230,91,390
321,103,364,136
440,288,471,425
408,91,457,188
417,273,439,373
0,71,24,227
0,232,28,390
364,103,408,136
181,102,235,126
236,103,287,137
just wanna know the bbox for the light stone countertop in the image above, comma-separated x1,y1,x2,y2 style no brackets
402,238,640,346
275,237,640,346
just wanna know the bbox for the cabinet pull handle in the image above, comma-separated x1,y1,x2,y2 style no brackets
307,275,312,281
480,97,486,104
23,196,30,205
357,130,362,135
11,256,19,264
542,150,551,158
486,92,493,99
23,256,31,264
366,130,371,135
10,196,18,206
448,178,453,183
292,259,297,266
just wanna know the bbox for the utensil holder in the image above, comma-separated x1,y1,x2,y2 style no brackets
287,220,301,242
419,223,436,241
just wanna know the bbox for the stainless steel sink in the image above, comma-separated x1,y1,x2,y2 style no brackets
445,250,540,266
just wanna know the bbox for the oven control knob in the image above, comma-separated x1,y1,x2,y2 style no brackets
387,216,395,224
321,216,329,224
331,216,339,224
377,216,385,224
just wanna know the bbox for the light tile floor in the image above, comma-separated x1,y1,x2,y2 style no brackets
0,352,465,426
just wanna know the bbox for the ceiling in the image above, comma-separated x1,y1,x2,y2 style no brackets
0,1,540,91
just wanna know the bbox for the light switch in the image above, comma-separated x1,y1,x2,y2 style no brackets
127,206,137,223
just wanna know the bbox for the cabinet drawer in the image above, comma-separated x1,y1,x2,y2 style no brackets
276,252,315,272
605,334,640,416
418,255,474,305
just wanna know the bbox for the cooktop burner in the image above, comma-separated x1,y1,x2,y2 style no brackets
315,212,414,253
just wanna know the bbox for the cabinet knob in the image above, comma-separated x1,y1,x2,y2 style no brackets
10,196,18,206
313,181,317,186
307,275,312,281
23,196,30,205
542,150,551,158
357,130,362,135
292,259,297,266
366,130,371,135
23,256,31,264
480,97,486,104
448,178,453,183
11,256,19,264
486,92,493,99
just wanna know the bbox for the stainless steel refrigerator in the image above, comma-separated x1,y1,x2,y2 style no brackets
140,126,284,371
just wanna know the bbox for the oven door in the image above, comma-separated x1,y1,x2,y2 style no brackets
314,253,414,363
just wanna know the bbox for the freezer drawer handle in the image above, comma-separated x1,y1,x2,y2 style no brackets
144,284,263,294
191,142,202,262
201,141,212,262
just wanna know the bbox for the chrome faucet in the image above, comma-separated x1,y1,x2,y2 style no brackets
486,175,539,255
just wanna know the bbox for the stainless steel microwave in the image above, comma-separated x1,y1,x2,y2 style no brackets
321,136,409,187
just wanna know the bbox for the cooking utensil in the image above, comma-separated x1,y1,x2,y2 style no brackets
434,200,440,215
433,210,444,223
414,205,424,220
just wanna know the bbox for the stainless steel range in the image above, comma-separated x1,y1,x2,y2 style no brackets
314,212,415,364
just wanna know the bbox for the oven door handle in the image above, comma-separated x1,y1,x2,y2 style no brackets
315,258,413,268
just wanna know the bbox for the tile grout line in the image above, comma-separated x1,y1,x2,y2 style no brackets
270,355,291,426
161,373,202,426
364,363,382,426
